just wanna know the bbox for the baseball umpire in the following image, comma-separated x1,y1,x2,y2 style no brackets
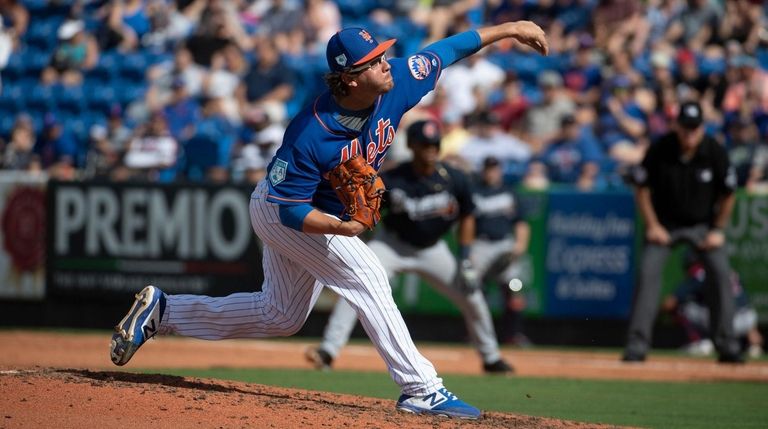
110,22,548,420
623,100,743,363
306,119,514,374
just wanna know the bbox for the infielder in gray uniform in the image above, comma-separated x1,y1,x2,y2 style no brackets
306,119,513,374
470,156,532,345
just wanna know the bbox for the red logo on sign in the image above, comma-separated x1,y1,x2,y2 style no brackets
2,187,46,272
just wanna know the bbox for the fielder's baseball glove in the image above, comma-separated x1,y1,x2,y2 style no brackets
328,155,385,230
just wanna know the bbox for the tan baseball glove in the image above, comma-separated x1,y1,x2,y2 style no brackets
328,155,385,230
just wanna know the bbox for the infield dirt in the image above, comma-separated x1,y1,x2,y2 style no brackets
2,331,766,428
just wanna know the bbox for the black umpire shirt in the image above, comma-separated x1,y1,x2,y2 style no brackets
381,162,475,248
634,132,736,229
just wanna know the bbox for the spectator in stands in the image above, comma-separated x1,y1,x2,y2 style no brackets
302,0,341,55
204,44,247,124
237,37,296,124
533,114,602,190
459,109,531,173
0,18,12,93
674,49,709,98
234,144,268,185
524,70,576,153
722,55,768,116
437,49,506,117
0,0,28,38
184,1,238,67
256,0,303,54
491,73,530,134
141,0,203,51
105,104,133,155
643,0,684,47
42,19,99,86
597,75,648,168
719,0,764,54
97,0,139,51
727,116,767,192
34,114,78,180
562,33,602,106
438,108,471,165
666,0,721,51
124,111,178,181
162,77,201,142
185,96,235,183
1,114,39,172
593,0,647,56
146,45,206,110
83,124,124,181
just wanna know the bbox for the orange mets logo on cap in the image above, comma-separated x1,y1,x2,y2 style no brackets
359,30,373,43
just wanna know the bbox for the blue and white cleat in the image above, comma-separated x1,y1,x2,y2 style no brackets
110,285,166,366
396,387,481,419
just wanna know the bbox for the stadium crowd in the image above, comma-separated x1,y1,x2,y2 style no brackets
0,0,766,192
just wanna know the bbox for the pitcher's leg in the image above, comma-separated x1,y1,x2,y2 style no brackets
312,237,441,396
163,245,321,339
625,243,669,358
319,297,358,358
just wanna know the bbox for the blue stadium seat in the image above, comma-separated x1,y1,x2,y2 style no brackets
26,84,56,112
54,84,86,115
24,19,60,51
19,47,51,77
85,84,117,113
118,52,148,83
0,83,25,111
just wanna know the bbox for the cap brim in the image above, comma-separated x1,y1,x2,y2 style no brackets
353,39,397,66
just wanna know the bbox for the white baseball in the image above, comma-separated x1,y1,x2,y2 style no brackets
508,278,523,292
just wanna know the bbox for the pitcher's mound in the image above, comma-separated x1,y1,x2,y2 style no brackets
0,368,620,428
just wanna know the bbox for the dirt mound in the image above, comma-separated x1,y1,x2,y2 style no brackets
0,368,618,429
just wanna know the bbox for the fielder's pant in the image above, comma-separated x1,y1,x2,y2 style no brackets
625,224,740,357
471,237,532,285
320,229,502,364
160,181,443,396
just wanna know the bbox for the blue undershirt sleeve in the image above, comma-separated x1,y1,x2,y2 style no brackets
422,30,482,67
279,203,314,231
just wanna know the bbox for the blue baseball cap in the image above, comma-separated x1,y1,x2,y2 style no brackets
326,27,396,73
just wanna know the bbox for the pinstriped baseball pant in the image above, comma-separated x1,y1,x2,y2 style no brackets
160,181,443,396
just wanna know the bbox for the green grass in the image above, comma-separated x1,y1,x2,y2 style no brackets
145,367,768,429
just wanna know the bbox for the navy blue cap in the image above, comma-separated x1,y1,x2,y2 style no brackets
326,27,396,73
407,119,442,145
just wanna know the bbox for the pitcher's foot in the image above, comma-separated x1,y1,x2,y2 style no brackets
110,285,165,366
396,387,481,419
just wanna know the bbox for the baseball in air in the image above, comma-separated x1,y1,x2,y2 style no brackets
508,278,523,292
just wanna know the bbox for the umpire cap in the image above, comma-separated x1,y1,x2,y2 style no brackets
677,101,703,129
406,119,442,146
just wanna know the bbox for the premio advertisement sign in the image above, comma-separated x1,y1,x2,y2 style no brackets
47,181,262,299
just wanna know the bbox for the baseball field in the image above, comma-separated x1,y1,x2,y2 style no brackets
1,330,766,429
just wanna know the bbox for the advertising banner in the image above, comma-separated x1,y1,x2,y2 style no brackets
726,192,768,322
47,181,262,299
544,191,636,318
0,173,47,300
